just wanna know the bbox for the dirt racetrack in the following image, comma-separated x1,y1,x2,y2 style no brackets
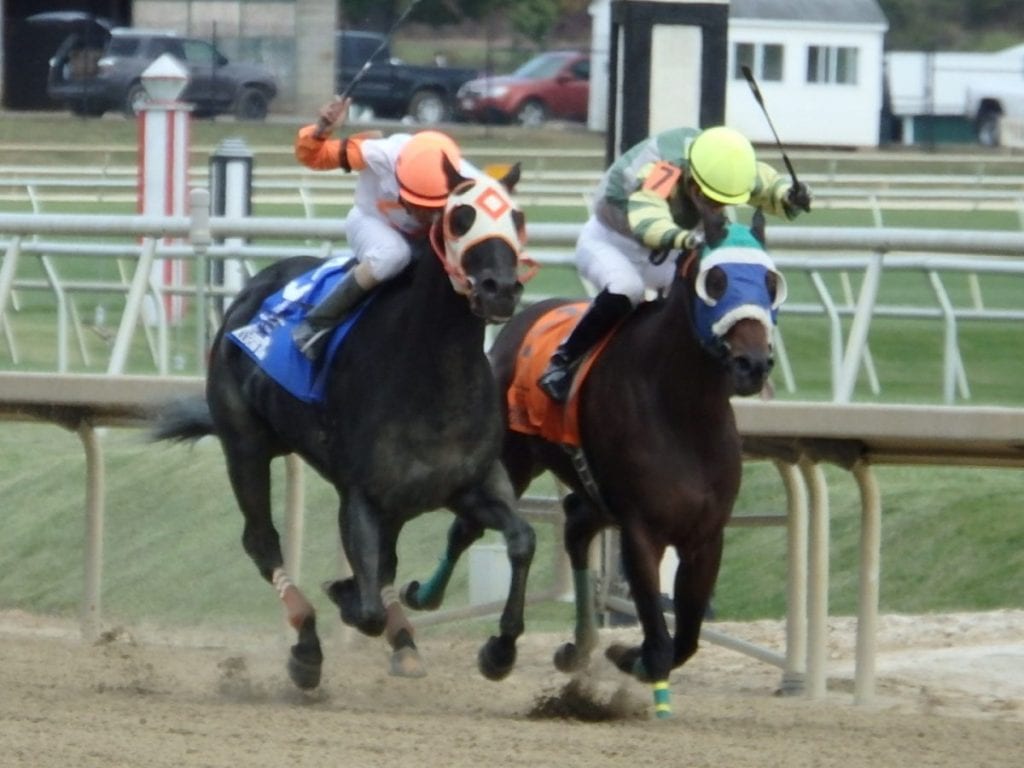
1,609,1021,768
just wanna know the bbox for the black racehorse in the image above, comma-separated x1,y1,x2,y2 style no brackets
153,162,536,689
410,207,787,717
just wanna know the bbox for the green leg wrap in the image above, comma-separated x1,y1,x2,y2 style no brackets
417,556,455,606
573,569,597,652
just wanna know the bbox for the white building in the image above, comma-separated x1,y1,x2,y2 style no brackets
726,0,888,147
588,0,889,147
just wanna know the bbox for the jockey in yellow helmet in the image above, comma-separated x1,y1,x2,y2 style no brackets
537,125,812,402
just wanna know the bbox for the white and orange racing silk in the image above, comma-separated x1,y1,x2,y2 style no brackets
295,125,480,236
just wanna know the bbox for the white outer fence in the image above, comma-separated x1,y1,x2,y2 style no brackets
2,371,1022,708
2,200,1024,403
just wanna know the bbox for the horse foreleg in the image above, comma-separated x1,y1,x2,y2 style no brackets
374,525,426,678
604,524,674,718
448,463,536,681
671,533,725,669
401,516,484,611
324,488,387,637
554,492,605,673
227,447,322,690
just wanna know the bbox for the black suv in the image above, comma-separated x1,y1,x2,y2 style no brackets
47,27,278,119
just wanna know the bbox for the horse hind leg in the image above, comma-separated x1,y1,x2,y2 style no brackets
554,492,605,673
401,516,485,611
225,445,322,690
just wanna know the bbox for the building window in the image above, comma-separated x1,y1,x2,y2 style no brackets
807,46,859,84
733,43,784,82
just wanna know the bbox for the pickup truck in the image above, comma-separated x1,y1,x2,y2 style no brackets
335,30,479,124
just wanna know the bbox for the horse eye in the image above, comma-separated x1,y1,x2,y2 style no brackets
705,266,728,300
447,204,476,237
765,271,778,301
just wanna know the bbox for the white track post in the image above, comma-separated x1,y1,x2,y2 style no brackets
853,459,881,705
835,253,882,403
189,187,211,370
208,139,253,315
78,421,104,641
800,457,830,700
777,460,808,695
107,239,157,374
138,54,191,329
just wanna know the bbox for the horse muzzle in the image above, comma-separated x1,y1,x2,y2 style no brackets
469,278,523,323
730,349,774,396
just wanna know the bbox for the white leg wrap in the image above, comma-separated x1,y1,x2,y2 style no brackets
272,567,293,599
381,584,399,607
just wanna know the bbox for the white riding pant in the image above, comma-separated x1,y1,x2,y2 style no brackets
344,206,415,282
575,216,677,306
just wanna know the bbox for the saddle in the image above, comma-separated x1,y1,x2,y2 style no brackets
506,303,615,446
228,258,373,403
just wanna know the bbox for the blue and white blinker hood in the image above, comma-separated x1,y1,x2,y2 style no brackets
691,227,787,351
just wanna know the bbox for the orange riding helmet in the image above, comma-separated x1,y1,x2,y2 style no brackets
395,130,462,208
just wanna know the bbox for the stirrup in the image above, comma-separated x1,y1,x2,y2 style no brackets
293,323,331,361
537,360,574,403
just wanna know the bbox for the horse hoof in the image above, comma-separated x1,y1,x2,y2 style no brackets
287,646,323,690
553,642,586,673
323,578,377,631
605,643,642,676
389,647,427,678
478,635,516,681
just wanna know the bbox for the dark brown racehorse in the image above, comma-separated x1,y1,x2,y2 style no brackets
411,207,786,717
153,162,537,689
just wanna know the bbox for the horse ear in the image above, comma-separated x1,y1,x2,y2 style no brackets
500,162,521,193
751,207,766,246
442,152,468,193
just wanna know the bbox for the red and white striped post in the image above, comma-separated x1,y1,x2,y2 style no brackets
137,53,191,325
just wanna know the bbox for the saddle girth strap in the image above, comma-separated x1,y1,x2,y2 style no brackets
563,445,611,517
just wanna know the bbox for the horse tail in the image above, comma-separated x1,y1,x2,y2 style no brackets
150,395,217,443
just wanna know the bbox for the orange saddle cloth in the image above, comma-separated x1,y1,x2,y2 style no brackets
506,302,609,447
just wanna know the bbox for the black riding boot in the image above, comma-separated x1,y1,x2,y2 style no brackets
292,271,370,360
537,289,632,402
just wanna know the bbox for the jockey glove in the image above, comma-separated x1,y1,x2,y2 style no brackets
673,225,705,252
784,182,813,216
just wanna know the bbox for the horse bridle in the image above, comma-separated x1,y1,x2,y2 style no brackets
677,247,733,365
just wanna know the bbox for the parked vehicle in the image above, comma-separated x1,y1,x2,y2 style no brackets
886,43,1024,146
456,50,590,127
47,27,278,120
336,30,479,124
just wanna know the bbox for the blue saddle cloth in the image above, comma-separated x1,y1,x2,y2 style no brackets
228,257,372,403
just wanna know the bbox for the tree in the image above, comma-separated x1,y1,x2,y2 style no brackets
340,0,504,29
506,0,561,48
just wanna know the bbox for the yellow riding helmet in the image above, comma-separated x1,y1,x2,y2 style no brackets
687,126,757,205
395,130,462,208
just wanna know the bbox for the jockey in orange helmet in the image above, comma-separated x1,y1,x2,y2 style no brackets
291,96,478,359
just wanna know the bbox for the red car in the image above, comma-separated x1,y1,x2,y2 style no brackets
456,50,590,127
